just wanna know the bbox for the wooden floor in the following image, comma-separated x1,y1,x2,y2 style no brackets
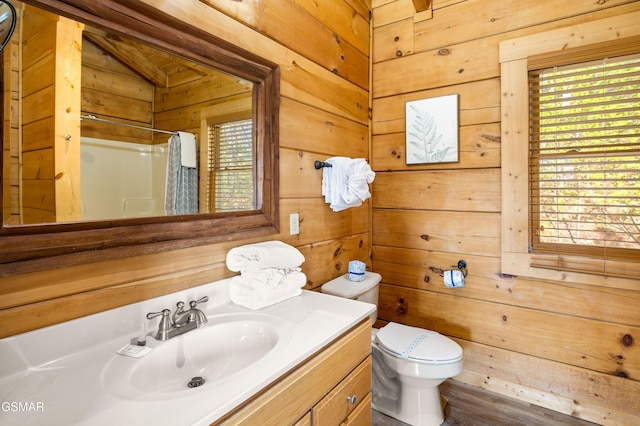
372,380,599,426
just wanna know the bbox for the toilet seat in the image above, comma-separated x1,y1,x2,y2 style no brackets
375,322,462,364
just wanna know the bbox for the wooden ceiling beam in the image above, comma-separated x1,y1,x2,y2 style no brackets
83,33,168,87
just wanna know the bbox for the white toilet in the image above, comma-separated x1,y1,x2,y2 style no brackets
321,272,463,426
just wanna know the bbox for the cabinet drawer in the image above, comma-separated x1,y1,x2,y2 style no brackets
294,412,312,426
341,393,371,426
312,356,371,426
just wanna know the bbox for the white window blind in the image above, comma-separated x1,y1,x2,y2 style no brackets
207,119,254,212
528,53,640,271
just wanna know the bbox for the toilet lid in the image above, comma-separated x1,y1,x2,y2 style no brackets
375,322,462,363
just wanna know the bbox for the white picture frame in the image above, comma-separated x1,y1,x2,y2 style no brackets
405,94,459,165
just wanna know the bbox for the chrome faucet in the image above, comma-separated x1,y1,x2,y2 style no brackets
147,296,209,341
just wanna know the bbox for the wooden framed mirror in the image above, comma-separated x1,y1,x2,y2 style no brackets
0,0,280,276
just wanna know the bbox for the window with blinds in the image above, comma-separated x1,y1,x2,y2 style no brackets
206,119,255,212
528,53,640,265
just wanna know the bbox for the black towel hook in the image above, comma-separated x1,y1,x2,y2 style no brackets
455,259,468,277
314,161,333,169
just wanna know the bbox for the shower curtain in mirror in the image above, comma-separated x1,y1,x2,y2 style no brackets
165,132,198,215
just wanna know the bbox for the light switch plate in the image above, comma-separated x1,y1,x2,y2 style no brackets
289,213,299,235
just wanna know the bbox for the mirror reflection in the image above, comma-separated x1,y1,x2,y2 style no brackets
3,3,255,225
0,0,16,52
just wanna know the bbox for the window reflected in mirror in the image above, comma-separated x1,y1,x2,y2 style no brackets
200,95,255,213
3,3,256,225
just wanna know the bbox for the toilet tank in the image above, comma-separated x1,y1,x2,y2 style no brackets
321,272,381,324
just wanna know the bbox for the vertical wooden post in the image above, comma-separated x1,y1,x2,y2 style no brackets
53,15,83,222
20,5,82,223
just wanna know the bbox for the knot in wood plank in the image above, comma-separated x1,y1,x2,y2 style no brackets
621,334,634,347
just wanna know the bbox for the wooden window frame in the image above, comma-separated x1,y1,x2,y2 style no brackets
499,11,640,289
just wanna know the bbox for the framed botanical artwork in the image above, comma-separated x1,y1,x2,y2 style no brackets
405,94,459,165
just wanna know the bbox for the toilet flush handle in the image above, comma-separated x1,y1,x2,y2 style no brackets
346,395,357,405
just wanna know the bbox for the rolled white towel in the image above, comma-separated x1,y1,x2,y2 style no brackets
230,270,307,310
226,241,305,272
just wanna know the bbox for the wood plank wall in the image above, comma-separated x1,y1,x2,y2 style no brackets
2,6,21,225
19,5,58,224
370,0,640,424
80,40,155,143
3,1,638,424
80,35,253,145
153,69,253,145
0,0,372,346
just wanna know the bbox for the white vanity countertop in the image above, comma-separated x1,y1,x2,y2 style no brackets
0,277,374,425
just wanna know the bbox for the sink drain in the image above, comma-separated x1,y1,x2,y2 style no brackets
187,376,206,388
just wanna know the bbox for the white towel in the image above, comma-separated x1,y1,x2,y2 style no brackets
230,269,307,310
178,131,197,168
226,241,305,272
241,267,301,288
321,157,375,212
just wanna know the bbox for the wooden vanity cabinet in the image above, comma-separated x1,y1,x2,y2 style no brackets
217,319,372,426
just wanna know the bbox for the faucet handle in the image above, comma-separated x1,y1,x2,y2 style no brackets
147,309,172,330
147,309,172,341
189,296,209,326
189,296,209,309
147,308,171,320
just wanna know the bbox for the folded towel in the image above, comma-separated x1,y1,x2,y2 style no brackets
178,131,197,168
230,270,307,310
240,267,302,288
226,241,305,272
321,157,375,212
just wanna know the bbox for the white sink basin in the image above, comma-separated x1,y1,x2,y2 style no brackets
102,313,289,400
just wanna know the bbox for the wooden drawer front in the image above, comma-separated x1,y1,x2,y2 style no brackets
294,412,312,426
341,393,371,426
312,356,371,426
